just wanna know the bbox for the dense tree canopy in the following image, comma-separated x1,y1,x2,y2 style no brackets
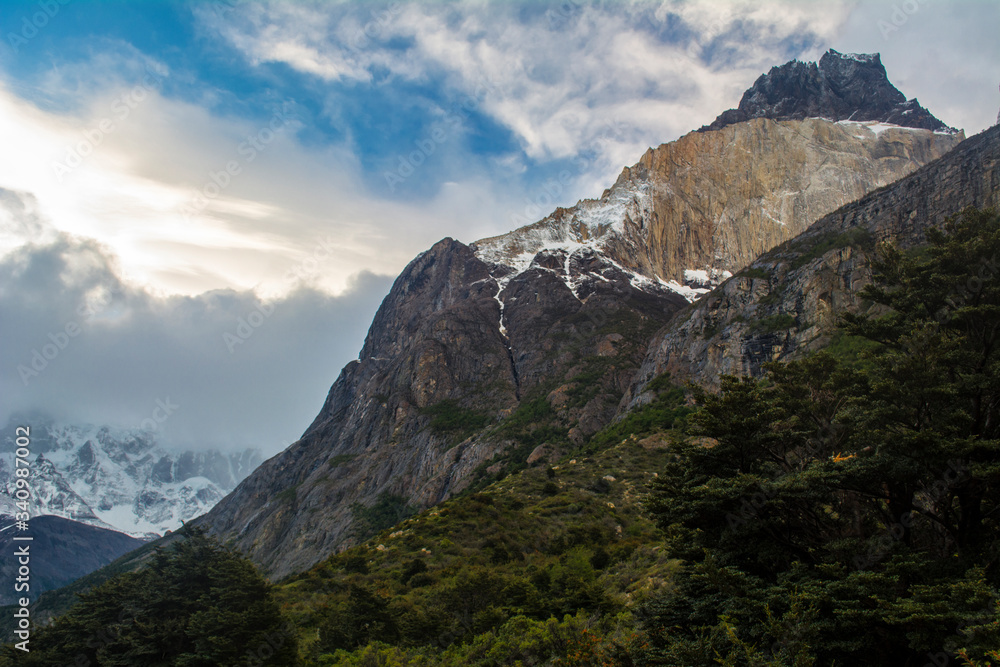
643,208,1000,666
0,527,298,667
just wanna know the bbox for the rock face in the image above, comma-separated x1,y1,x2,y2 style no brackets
198,50,967,579
199,239,688,578
625,123,1000,406
478,115,962,289
701,49,957,133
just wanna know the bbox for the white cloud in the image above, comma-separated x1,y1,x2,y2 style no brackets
0,215,393,455
203,0,851,209
834,0,1000,135
0,67,520,297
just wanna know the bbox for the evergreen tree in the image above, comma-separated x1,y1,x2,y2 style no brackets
642,209,1000,666
0,526,298,666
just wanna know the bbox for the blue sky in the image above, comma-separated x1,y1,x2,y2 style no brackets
1,0,998,453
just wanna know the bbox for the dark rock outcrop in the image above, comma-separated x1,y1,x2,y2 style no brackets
701,50,956,134
199,238,686,578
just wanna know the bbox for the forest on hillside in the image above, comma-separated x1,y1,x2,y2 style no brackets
4,209,998,666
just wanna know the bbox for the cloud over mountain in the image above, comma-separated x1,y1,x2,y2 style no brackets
0,190,391,455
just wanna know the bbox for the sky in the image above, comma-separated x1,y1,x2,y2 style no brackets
0,0,997,456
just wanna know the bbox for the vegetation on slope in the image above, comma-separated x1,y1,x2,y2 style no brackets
4,209,999,666
0,527,297,666
641,208,1000,665
459,305,670,493
275,384,691,666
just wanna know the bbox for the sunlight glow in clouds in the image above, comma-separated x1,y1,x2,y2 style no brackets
0,76,503,297
1,1,997,301
1,0,997,452
0,79,297,294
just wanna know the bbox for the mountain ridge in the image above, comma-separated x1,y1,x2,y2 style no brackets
197,50,967,579
624,122,1000,407
475,115,962,291
0,421,259,538
701,49,957,133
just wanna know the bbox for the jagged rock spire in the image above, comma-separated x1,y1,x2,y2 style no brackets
702,49,957,133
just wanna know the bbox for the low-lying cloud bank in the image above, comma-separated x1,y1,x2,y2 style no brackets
0,190,392,456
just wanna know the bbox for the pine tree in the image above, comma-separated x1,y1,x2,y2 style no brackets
0,526,298,666
642,209,1000,666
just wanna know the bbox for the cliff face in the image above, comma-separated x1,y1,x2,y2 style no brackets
200,238,687,578
624,124,1000,408
198,51,968,580
607,117,961,281
477,119,962,291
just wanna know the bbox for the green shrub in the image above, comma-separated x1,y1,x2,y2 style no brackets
419,399,491,441
739,266,771,280
276,483,301,504
587,377,692,450
790,226,873,269
350,493,417,540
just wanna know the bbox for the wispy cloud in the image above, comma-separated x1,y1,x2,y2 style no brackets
0,70,512,296
200,0,852,199
1,0,994,453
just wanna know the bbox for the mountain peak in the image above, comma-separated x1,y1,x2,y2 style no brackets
701,49,957,133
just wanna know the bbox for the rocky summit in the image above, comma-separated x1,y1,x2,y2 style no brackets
478,116,960,295
198,51,969,579
701,49,958,133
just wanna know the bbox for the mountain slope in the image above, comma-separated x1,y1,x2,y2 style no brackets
200,239,688,578
478,49,962,290
198,50,965,579
624,122,1000,405
0,515,143,605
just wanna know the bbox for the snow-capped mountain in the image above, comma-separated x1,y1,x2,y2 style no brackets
472,51,962,308
0,422,259,538
199,50,970,579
